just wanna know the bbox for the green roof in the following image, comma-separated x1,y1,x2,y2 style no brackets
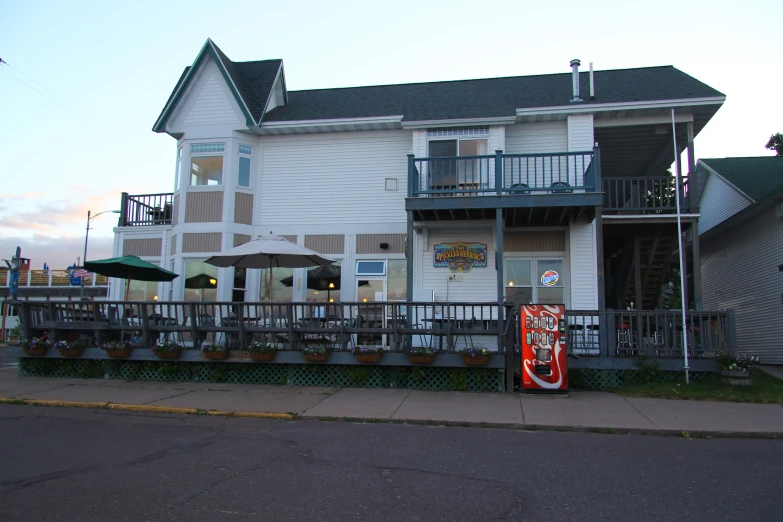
701,156,783,202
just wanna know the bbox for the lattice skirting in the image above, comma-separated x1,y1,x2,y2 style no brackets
17,359,505,392
568,368,712,391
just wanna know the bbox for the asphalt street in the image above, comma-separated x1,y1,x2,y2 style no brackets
0,405,780,521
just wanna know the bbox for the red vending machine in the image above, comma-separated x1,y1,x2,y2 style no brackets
520,304,568,392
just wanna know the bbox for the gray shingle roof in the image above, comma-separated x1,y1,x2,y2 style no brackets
262,66,724,123
701,157,783,202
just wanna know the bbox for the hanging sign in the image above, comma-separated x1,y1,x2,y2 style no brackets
541,270,559,286
433,242,487,273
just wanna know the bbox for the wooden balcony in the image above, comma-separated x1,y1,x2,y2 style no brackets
119,192,174,227
406,150,603,224
602,176,693,217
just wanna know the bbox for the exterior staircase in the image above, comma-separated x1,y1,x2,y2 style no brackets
623,233,678,310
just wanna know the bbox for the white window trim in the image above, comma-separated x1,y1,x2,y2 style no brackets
188,141,226,187
356,260,387,276
237,143,253,189
174,147,183,192
504,255,567,306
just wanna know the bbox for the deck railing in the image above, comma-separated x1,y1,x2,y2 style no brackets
119,192,173,226
2,270,108,288
408,150,597,197
602,176,690,214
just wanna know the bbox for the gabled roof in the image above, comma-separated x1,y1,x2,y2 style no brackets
264,66,723,123
700,157,783,203
153,39,282,132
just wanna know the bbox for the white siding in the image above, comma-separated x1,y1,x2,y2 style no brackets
259,130,411,226
698,173,752,234
569,221,598,310
170,58,244,128
504,122,567,154
701,207,783,364
567,114,594,152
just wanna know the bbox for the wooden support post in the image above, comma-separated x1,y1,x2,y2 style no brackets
692,222,702,311
496,208,504,303
503,304,515,393
605,308,616,357
687,121,698,212
141,303,151,348
633,236,644,353
189,303,201,349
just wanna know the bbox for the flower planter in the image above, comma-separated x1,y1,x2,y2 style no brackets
304,352,330,362
154,349,182,360
106,348,132,359
58,347,84,358
354,353,383,364
23,346,48,357
202,350,228,361
408,354,436,365
720,369,752,386
462,355,490,366
249,351,276,362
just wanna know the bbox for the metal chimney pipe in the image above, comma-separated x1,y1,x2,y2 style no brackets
589,62,595,99
570,59,582,102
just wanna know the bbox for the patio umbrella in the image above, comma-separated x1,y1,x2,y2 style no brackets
280,265,367,301
185,273,218,301
84,255,178,300
205,235,334,301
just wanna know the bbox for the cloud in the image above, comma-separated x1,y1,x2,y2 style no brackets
0,235,115,269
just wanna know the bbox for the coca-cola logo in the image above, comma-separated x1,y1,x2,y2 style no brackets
541,270,559,286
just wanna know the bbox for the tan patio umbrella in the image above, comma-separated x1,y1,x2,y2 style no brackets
205,235,334,301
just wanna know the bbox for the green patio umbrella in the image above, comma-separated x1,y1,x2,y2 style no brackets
85,255,179,300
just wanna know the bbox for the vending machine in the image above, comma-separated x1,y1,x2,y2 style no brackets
520,304,568,392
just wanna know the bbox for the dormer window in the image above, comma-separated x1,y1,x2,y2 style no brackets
190,142,225,186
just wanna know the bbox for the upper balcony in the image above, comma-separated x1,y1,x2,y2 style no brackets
119,192,174,227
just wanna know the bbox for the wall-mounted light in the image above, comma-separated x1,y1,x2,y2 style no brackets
508,281,514,286
362,298,367,302
328,282,335,289
209,278,217,285
379,242,389,250
153,295,158,300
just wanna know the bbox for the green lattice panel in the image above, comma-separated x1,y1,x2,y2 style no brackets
569,369,714,390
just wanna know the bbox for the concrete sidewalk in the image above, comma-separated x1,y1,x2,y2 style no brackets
2,367,782,436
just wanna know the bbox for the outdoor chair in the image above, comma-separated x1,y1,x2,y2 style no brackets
457,317,478,349
509,183,530,194
197,314,217,344
346,314,364,349
550,181,573,194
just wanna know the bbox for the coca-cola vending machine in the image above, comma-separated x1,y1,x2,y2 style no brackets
520,304,568,392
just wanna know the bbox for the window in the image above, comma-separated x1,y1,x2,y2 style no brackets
127,280,158,301
505,258,565,305
190,143,225,186
356,260,386,276
175,147,182,191
306,260,341,303
428,136,489,191
259,267,294,302
387,259,407,301
238,145,251,188
184,259,218,302
233,267,247,302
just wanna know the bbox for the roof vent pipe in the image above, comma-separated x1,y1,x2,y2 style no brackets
589,62,595,99
570,59,582,102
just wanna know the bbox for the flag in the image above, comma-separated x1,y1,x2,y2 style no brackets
73,269,92,278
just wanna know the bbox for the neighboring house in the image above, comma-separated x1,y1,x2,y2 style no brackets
698,157,783,364
113,39,726,351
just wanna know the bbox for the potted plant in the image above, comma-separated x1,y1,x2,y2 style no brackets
408,346,437,365
20,337,49,356
459,346,490,366
352,345,384,363
55,339,85,358
152,339,183,360
101,339,134,359
248,342,278,362
716,351,758,386
302,345,330,362
201,343,228,361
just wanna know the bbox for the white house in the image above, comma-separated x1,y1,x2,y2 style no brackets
112,39,726,353
697,157,783,364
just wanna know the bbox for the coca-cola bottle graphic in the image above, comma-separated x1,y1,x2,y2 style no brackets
533,317,539,329
549,316,555,330
548,332,555,346
525,332,532,346
525,317,532,330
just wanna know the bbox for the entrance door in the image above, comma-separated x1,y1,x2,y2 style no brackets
357,279,386,346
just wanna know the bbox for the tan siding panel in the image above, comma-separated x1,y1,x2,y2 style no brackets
184,191,223,223
170,235,177,256
123,238,162,257
234,234,251,247
305,234,344,254
234,192,253,225
172,194,179,226
356,234,406,254
281,235,296,243
505,231,566,252
182,232,222,253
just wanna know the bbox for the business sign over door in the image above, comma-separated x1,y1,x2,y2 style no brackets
433,242,487,273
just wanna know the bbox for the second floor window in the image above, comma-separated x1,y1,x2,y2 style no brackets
238,144,251,188
190,143,225,186
428,131,489,190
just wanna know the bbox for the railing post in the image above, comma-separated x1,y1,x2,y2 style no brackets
19,301,33,341
189,303,201,349
407,154,416,198
605,308,616,358
726,309,738,356
503,304,515,393
119,192,128,227
593,145,602,194
140,303,151,348
495,150,503,195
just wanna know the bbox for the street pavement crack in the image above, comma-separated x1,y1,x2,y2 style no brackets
388,389,412,420
620,396,661,429
142,389,197,405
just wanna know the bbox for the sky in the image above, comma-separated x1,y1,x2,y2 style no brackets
1,0,781,269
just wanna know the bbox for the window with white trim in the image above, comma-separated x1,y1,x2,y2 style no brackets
427,127,489,191
505,258,565,305
356,260,386,276
190,142,225,186
238,144,251,188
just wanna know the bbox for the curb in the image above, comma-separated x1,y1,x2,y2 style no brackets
298,415,783,439
0,397,295,420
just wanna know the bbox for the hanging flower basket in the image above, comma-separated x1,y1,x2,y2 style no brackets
249,343,277,362
352,346,384,364
21,338,49,356
101,340,133,359
202,350,228,361
250,351,276,362
55,340,84,358
408,347,437,365
302,346,330,362
460,347,490,366
153,341,183,360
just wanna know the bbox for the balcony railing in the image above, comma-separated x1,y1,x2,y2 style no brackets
119,192,173,226
2,270,108,288
408,150,598,198
602,176,690,215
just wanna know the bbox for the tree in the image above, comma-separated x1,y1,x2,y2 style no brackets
766,133,783,156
